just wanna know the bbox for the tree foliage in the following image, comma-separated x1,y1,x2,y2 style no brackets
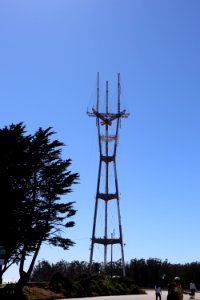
0,123,79,288
31,258,200,290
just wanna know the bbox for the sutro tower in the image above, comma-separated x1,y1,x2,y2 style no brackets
87,73,129,276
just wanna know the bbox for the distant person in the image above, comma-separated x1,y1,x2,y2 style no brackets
189,280,196,296
167,282,178,300
155,282,162,300
174,277,183,300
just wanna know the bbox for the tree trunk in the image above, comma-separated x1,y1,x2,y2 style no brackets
15,270,29,294
0,265,2,284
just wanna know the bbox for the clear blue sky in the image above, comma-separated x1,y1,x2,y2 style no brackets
1,0,200,282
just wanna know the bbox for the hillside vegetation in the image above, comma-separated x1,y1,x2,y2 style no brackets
0,275,143,300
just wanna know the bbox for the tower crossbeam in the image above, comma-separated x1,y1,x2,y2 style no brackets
87,109,129,126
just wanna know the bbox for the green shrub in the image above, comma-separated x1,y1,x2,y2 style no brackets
48,272,141,298
89,280,103,296
49,272,66,293
129,284,140,294
69,281,85,298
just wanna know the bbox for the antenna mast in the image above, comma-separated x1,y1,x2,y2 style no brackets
87,73,129,277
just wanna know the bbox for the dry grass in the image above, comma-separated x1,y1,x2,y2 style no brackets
23,283,65,300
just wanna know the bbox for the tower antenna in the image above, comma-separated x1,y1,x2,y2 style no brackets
87,73,129,277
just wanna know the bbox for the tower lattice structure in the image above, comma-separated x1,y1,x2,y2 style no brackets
87,73,129,276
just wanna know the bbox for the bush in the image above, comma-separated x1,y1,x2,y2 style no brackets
49,272,66,293
48,272,141,298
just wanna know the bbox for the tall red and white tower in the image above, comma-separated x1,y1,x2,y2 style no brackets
87,73,129,276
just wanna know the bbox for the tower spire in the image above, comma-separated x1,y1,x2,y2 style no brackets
87,73,129,277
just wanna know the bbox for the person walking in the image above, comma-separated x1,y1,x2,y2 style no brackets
167,282,178,300
174,277,183,300
189,280,196,297
155,282,162,300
